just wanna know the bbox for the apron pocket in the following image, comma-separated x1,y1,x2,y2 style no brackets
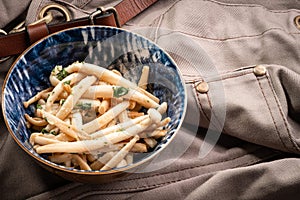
191,65,300,153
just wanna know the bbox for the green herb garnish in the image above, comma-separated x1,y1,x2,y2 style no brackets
50,131,57,135
36,104,42,109
51,65,62,75
56,68,69,81
59,99,66,105
41,128,49,134
113,86,129,98
64,80,71,85
75,103,92,111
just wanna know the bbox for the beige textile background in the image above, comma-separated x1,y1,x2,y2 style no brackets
1,0,300,199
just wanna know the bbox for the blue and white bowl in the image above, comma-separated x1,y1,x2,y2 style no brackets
2,26,186,183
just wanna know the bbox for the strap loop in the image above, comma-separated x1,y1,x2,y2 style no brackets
0,0,158,60
89,7,121,27
27,23,50,44
9,10,54,34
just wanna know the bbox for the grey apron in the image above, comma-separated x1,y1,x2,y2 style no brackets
1,0,300,199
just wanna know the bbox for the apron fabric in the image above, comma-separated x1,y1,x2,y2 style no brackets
1,0,300,199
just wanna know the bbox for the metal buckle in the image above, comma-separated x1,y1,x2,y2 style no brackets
0,3,71,64
9,3,71,34
0,11,55,63
38,3,71,22
89,7,121,27
9,12,54,34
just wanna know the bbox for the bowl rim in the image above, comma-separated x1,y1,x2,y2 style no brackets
1,25,187,175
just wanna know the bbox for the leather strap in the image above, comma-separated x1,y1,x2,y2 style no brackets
0,0,158,58
27,23,50,44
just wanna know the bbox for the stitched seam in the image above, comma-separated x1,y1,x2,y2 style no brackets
157,28,300,42
183,74,203,78
78,156,264,199
183,69,253,85
206,92,228,134
204,0,300,13
265,74,300,151
60,149,264,196
207,70,253,83
256,77,290,152
182,66,254,79
108,146,265,182
183,77,201,84
52,147,272,199
74,157,269,199
206,93,212,108
154,15,164,44
157,0,183,19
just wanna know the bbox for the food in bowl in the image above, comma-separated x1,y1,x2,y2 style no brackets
24,61,170,171
2,26,186,182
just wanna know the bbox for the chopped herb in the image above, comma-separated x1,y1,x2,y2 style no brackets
75,103,92,111
113,86,129,98
50,131,57,135
51,65,62,75
56,68,69,81
41,128,49,134
64,80,71,85
59,99,66,105
36,104,42,109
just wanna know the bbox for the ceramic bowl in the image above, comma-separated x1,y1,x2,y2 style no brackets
2,26,186,183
